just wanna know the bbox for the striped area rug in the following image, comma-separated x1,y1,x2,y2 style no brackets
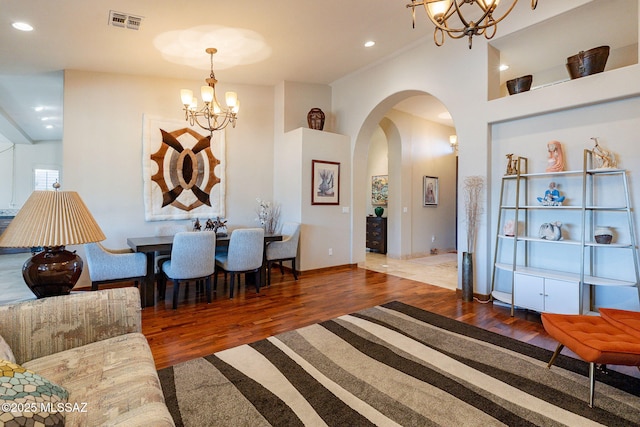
158,302,640,426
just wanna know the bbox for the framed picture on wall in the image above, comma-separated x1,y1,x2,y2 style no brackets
371,175,388,206
423,176,438,206
312,160,340,205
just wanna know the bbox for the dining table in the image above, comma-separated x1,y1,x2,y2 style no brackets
127,232,282,307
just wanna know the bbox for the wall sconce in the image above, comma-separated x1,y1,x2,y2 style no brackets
450,135,458,152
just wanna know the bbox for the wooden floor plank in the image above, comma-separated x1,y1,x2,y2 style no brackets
141,266,548,368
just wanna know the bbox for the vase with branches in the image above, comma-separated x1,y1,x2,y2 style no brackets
255,198,280,234
462,176,484,302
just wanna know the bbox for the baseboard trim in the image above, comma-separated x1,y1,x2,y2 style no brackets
294,263,358,277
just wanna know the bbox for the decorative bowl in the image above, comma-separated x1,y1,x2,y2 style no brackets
566,46,610,79
594,226,613,244
595,234,613,244
506,75,533,95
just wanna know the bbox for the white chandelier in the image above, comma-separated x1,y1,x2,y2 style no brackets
407,0,539,49
180,48,239,135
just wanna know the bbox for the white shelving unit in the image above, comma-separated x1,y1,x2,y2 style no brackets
491,150,640,316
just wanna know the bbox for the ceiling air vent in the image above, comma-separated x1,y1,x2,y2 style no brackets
127,16,142,30
108,10,143,30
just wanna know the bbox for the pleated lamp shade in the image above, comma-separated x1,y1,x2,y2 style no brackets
0,190,105,248
0,190,106,298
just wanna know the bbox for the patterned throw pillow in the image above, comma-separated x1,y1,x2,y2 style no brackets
0,359,69,427
0,335,14,363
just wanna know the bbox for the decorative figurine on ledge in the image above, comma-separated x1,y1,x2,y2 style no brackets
192,218,201,231
545,141,565,172
212,216,228,236
503,219,516,237
539,221,563,241
590,137,617,169
307,108,325,130
201,217,227,235
505,154,519,175
537,181,566,206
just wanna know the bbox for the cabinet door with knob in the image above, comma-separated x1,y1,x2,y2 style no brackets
514,272,580,314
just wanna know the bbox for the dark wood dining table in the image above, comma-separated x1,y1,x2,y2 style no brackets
127,232,282,307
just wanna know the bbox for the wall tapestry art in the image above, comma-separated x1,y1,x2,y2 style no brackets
142,115,225,221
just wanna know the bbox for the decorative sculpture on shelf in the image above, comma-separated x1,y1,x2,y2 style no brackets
590,137,617,169
213,216,228,236
505,154,519,175
307,108,325,131
192,218,201,231
537,181,566,206
546,141,565,172
539,221,563,241
503,219,516,237
202,217,227,235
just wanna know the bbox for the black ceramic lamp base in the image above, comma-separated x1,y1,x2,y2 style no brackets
22,246,83,298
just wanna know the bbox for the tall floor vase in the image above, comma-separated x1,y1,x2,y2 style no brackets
462,252,474,302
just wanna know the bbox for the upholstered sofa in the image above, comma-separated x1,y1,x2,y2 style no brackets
0,287,174,426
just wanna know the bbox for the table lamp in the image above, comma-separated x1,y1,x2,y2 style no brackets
0,186,106,298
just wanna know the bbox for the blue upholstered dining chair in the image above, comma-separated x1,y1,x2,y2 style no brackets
265,222,301,286
84,243,147,291
159,231,216,309
214,228,264,298
154,223,190,273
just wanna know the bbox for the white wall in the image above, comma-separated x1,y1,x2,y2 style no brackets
276,128,351,270
366,126,388,217
386,109,457,257
62,70,274,285
0,140,62,210
331,0,640,303
281,81,333,133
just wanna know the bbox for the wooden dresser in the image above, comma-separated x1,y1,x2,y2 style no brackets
366,216,387,254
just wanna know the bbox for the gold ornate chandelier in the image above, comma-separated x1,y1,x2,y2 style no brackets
407,0,539,49
180,48,239,135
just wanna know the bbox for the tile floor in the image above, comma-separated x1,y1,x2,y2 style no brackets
0,252,37,304
358,251,458,290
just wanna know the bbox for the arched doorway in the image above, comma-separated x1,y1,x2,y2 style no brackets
357,92,458,280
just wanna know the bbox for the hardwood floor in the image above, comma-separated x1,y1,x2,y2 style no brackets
2,249,637,379
142,264,557,370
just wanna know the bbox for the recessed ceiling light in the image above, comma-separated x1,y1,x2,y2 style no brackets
45,125,54,129
499,64,510,71
12,22,34,32
364,40,375,48
34,106,45,112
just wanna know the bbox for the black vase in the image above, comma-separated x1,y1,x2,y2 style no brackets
461,252,473,302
